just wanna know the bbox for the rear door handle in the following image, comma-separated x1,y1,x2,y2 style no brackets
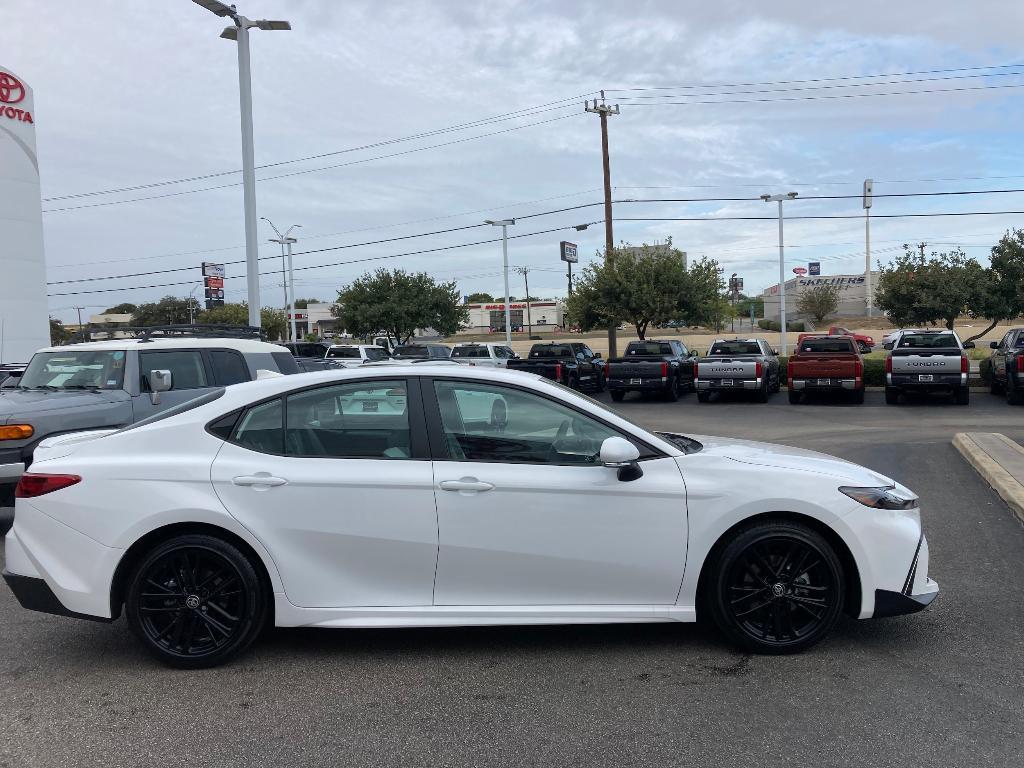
439,478,495,493
232,473,288,488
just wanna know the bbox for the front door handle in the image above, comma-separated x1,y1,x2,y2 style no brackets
439,478,495,493
232,473,288,488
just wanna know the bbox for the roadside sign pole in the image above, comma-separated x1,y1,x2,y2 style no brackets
864,178,873,317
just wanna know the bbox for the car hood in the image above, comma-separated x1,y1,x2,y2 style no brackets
0,388,129,423
684,433,895,486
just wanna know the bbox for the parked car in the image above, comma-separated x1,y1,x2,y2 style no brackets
392,343,452,360
824,326,874,353
695,339,781,403
2,364,937,668
324,344,391,363
884,329,973,405
988,327,1024,404
450,342,518,367
605,339,697,402
0,328,300,537
0,364,26,388
882,328,918,347
505,342,604,391
787,336,864,404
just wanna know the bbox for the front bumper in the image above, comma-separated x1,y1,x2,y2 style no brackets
871,535,939,617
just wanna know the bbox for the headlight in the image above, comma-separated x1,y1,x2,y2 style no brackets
839,485,918,510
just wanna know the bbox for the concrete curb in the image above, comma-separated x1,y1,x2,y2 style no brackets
952,433,1024,524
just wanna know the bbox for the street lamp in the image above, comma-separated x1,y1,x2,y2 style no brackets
485,219,515,346
261,218,301,342
191,0,291,329
760,191,798,356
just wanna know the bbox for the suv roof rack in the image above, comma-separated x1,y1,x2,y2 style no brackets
70,324,266,343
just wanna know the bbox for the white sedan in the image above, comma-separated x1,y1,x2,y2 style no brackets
2,366,937,668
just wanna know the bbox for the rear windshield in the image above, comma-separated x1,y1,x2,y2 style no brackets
394,346,429,358
530,345,572,358
709,342,761,356
452,346,490,358
897,333,959,349
326,347,361,359
626,342,672,356
365,347,389,361
799,338,856,354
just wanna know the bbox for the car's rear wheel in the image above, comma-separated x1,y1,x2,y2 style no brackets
755,378,769,403
885,387,900,405
665,376,680,402
788,389,801,405
955,386,970,405
697,391,710,403
126,534,267,669
1008,380,1024,405
610,390,625,402
851,389,865,405
707,521,845,654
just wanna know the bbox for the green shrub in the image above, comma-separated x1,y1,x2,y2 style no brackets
757,319,805,332
863,358,886,387
979,358,993,385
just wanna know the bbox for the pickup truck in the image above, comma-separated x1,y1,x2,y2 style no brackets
0,329,300,536
787,335,864,404
325,344,391,362
695,339,780,403
884,329,973,405
505,342,605,391
450,342,518,367
988,327,1024,404
605,339,697,402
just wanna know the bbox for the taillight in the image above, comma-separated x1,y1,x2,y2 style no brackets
854,358,863,378
15,473,81,498
755,361,763,378
555,363,562,381
604,363,610,377
961,355,969,374
660,362,669,378
885,356,892,373
1018,355,1024,373
693,360,699,378
787,359,795,379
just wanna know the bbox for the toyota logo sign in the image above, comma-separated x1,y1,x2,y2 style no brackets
0,72,25,104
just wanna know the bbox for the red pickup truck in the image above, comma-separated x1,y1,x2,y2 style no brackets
798,326,874,353
788,335,865,404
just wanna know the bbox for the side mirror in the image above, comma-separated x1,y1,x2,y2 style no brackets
883,342,894,351
149,369,172,405
600,437,643,482
771,349,779,356
990,341,1000,349
962,341,975,349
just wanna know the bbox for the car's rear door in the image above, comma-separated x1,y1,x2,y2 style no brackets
210,376,438,608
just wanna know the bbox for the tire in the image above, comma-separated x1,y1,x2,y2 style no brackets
955,386,970,405
852,388,865,405
594,371,606,393
706,520,845,655
610,390,625,402
885,387,900,405
755,379,769,403
664,376,680,402
859,342,871,354
125,534,267,669
1008,380,1024,405
788,389,801,404
697,391,710,403
990,375,1003,395
569,375,580,391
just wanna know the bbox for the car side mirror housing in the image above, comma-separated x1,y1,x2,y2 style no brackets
990,341,1000,349
962,341,975,349
771,349,779,356
149,369,172,405
883,342,894,350
600,437,643,481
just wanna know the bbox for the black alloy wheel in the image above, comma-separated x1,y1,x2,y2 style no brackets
708,521,844,654
126,535,266,669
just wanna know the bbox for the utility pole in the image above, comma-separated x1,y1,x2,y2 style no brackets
262,218,301,342
585,93,620,358
863,179,873,317
74,306,84,328
760,192,799,356
515,266,533,337
918,242,927,257
485,219,515,346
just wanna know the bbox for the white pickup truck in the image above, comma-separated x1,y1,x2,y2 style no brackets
884,329,974,405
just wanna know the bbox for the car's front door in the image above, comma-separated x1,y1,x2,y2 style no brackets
426,378,688,606
210,377,438,608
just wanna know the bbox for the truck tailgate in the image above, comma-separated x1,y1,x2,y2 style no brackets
698,359,758,379
790,357,859,378
890,352,963,375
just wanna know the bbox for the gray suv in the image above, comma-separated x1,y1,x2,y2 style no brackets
0,335,298,534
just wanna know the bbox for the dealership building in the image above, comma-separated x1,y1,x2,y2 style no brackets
458,300,566,335
761,272,881,320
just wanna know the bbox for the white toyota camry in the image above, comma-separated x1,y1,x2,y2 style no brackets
2,365,937,668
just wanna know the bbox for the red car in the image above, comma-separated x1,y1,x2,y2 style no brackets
797,327,874,353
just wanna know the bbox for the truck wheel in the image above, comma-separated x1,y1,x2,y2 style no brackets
569,375,580,390
594,372,606,393
697,391,710,403
955,386,970,405
787,389,801,405
611,390,625,402
885,387,900,405
852,389,865,405
1007,381,1023,405
755,380,769,403
665,377,680,402
990,375,1003,395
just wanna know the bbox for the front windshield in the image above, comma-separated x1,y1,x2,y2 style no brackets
20,350,126,391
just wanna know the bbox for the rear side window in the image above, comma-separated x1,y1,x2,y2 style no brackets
800,338,856,354
232,399,284,454
1015,335,1024,348
271,351,300,374
139,350,208,391
209,349,250,385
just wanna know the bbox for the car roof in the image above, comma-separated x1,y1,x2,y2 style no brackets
37,338,286,354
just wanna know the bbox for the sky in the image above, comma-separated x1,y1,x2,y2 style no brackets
7,0,1024,322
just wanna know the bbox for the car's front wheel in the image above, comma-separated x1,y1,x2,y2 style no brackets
126,534,267,669
707,521,845,654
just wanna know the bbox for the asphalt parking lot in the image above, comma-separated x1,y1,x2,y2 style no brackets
1,391,1022,768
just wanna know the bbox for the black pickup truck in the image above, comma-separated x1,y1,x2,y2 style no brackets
605,339,697,402
989,327,1024,404
506,342,605,391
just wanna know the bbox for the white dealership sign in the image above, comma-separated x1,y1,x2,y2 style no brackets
0,66,48,363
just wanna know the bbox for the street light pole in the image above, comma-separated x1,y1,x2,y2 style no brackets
864,178,873,317
485,219,515,346
191,1,291,329
760,191,798,356
261,218,300,342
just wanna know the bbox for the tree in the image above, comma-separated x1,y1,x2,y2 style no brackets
565,241,721,339
967,229,1024,342
130,296,192,326
102,302,137,315
196,303,287,340
292,298,321,309
465,292,494,303
796,284,840,324
333,269,468,345
49,317,70,346
875,246,985,330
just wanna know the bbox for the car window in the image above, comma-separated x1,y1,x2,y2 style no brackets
139,350,208,391
19,350,126,390
394,345,429,359
429,347,450,359
285,380,411,459
433,380,621,465
626,342,673,356
209,349,250,386
897,333,959,349
232,399,284,454
452,346,490,359
1014,334,1024,348
530,345,572,358
799,338,856,354
364,347,389,361
326,346,361,359
499,347,516,359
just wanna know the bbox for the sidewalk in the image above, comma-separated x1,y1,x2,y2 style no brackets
953,432,1024,523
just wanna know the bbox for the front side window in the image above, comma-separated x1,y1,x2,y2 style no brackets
285,380,412,459
139,350,208,391
434,380,621,465
20,350,126,391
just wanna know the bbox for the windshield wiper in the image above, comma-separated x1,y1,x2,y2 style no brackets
60,384,103,391
19,385,59,391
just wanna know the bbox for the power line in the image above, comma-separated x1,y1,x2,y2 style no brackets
616,210,1024,222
